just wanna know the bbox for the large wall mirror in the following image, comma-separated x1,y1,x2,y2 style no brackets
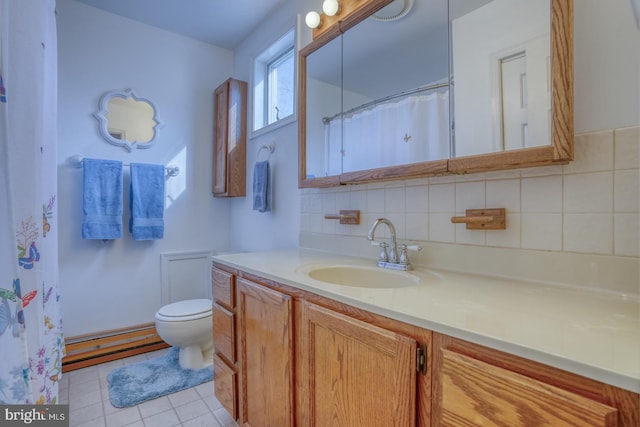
299,0,573,188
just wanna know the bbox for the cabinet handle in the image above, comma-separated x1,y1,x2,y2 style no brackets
417,342,427,375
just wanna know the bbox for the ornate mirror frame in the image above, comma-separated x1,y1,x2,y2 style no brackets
93,88,163,152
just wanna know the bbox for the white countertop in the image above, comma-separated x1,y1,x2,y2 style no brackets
212,248,640,394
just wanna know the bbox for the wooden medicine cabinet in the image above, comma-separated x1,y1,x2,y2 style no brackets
298,0,573,187
213,78,247,197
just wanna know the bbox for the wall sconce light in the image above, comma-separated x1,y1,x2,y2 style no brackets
305,10,322,29
323,0,340,16
305,0,341,29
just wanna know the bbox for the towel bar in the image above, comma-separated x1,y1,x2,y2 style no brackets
68,155,180,178
324,210,360,225
256,143,275,161
451,208,506,230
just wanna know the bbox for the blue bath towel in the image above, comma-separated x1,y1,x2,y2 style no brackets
82,158,123,239
129,163,165,240
252,160,271,212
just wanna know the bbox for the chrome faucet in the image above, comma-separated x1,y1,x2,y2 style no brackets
367,218,399,264
367,218,421,271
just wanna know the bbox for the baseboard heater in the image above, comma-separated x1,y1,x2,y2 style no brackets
62,322,169,372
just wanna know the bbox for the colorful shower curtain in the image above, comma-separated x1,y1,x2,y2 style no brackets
0,0,64,404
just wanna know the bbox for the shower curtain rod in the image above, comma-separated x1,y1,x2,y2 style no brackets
68,155,180,177
322,81,449,124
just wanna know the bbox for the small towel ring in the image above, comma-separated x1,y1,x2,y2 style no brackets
256,143,275,161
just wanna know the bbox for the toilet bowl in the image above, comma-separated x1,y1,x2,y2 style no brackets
155,298,214,370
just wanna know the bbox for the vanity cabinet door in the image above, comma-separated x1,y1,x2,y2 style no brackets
236,277,294,427
432,334,635,427
213,354,238,421
437,349,617,427
296,300,417,427
213,77,246,198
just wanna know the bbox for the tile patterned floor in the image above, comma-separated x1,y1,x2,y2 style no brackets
60,349,238,427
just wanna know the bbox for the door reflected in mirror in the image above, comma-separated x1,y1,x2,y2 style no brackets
94,89,163,152
451,0,551,157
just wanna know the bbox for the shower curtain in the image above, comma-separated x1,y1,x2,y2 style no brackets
324,87,450,175
0,0,64,404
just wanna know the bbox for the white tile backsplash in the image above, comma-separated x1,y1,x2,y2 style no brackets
385,186,406,213
429,213,455,243
405,212,428,241
486,213,521,248
300,126,639,259
614,126,640,170
486,179,521,212
455,181,485,212
521,213,563,251
614,213,640,257
455,224,486,245
429,183,455,212
563,172,613,213
564,129,614,173
405,185,428,213
563,213,613,254
366,188,385,212
521,175,563,213
614,169,640,212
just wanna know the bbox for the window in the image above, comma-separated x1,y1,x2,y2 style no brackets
252,27,296,136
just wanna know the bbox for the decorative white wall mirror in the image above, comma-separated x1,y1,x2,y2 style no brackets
94,88,163,152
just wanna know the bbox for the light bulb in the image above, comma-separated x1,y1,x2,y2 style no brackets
322,0,340,17
305,11,321,29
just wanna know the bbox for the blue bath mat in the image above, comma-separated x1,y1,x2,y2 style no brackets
107,347,213,408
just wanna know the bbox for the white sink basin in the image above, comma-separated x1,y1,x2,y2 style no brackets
304,264,421,288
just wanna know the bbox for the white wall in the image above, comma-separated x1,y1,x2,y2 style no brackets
227,2,317,252
57,0,235,336
574,0,640,132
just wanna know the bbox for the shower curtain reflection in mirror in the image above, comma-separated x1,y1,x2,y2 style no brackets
324,86,450,176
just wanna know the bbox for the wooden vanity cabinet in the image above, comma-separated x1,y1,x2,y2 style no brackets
211,263,432,427
213,77,246,198
432,333,639,427
212,262,639,427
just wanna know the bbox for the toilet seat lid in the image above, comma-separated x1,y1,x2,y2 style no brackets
157,299,212,319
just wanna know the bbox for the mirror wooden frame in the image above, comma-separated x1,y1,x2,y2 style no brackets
298,0,573,188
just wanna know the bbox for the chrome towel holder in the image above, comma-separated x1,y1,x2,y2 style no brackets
256,143,275,161
67,155,180,178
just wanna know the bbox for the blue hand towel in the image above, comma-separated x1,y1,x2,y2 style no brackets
129,163,165,240
82,158,123,239
252,160,271,212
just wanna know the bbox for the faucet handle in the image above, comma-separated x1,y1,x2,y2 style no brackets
400,244,422,252
398,244,422,267
371,241,389,262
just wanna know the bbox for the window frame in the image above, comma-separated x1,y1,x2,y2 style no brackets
250,26,298,139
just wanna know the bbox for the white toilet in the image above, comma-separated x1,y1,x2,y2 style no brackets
155,298,214,370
